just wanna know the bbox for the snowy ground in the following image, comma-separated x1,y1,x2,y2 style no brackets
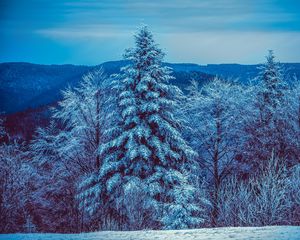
1,226,299,240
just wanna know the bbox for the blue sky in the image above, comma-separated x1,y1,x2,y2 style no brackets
1,0,300,65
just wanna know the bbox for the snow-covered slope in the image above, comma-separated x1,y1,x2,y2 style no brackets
1,226,299,240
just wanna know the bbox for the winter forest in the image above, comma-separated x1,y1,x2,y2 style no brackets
1,26,300,234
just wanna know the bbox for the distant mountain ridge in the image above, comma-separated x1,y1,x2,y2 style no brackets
0,61,214,114
1,61,300,114
0,63,91,114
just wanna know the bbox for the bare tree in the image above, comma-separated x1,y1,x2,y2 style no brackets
185,78,251,226
219,152,292,227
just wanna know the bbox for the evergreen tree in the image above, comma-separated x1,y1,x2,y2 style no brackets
245,50,294,168
257,50,285,124
79,26,201,230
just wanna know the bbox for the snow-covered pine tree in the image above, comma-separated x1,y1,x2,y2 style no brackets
257,50,285,124
79,26,201,230
289,79,300,161
245,50,293,168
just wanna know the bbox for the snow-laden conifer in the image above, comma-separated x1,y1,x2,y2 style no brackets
79,26,201,229
256,50,286,123
245,50,295,167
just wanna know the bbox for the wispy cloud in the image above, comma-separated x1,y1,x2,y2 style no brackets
1,0,300,64
36,24,131,40
58,0,300,32
159,31,300,64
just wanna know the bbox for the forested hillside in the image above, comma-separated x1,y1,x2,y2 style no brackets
2,61,299,114
0,61,214,114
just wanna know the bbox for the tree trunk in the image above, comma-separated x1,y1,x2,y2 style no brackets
212,152,220,227
96,90,101,170
212,118,221,227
